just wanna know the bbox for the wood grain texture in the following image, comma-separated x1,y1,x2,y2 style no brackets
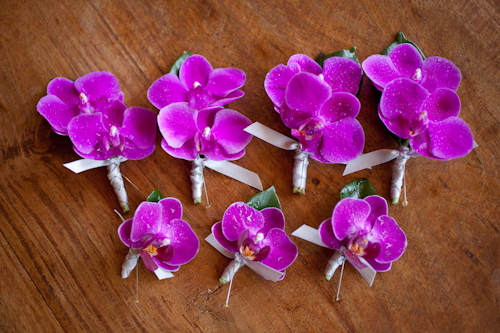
0,0,499,331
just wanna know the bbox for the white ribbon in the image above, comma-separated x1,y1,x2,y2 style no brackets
292,224,376,286
64,156,128,173
205,233,284,282
121,247,174,280
204,160,263,191
244,122,310,193
343,149,413,176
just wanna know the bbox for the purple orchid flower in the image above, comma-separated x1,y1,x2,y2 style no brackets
118,198,199,273
362,43,461,93
319,195,407,272
37,72,124,135
148,54,246,111
265,54,362,109
68,97,157,160
158,103,252,161
379,78,473,160
212,202,298,279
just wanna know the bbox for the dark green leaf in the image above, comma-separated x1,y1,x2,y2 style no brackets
247,186,281,211
147,189,165,203
169,52,193,75
381,32,426,60
317,46,361,68
340,178,377,200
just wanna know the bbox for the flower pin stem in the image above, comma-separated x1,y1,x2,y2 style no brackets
335,260,345,302
292,148,309,194
121,247,140,279
391,146,411,204
191,156,205,204
107,156,129,214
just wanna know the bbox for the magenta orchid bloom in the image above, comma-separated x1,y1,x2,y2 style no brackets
212,202,298,278
148,54,246,111
118,198,199,272
379,78,473,160
319,196,407,272
37,72,124,135
158,104,252,161
68,97,157,160
362,43,461,93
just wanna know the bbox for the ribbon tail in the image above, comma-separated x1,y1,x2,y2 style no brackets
343,149,400,176
243,259,284,282
291,225,329,248
204,160,263,191
244,122,299,150
205,233,236,259
64,159,110,173
154,267,175,280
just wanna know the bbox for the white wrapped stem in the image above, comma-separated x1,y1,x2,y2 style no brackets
107,156,129,213
325,251,346,281
220,253,244,284
121,248,140,279
190,156,205,204
391,146,412,204
293,148,309,194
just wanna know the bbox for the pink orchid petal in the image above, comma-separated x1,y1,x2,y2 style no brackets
100,98,126,130
319,92,361,123
364,195,388,229
37,95,79,135
260,229,298,271
264,64,297,107
287,54,323,75
206,68,246,97
120,138,155,160
212,221,238,253
72,141,113,160
147,73,189,110
74,71,122,101
47,77,79,105
362,54,401,90
140,251,159,272
161,138,198,161
179,55,213,89
388,43,423,78
158,198,183,227
368,216,407,263
202,144,246,161
366,259,391,272
422,89,461,122
222,202,264,241
285,72,332,113
155,261,180,272
332,198,371,240
210,108,252,154
211,90,245,107
164,219,199,265
158,103,198,148
421,56,461,93
320,119,364,163
120,106,157,149
318,219,343,250
259,208,285,236
322,57,362,95
280,102,313,129
378,109,411,139
67,113,106,154
425,117,473,160
130,202,162,243
379,78,429,120
155,245,174,262
118,219,133,247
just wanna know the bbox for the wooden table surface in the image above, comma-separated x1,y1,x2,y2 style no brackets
1,0,499,332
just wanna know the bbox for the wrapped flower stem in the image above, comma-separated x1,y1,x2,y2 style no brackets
391,146,412,205
190,156,205,204
121,247,140,279
219,253,244,284
292,148,309,194
325,250,346,281
107,156,130,214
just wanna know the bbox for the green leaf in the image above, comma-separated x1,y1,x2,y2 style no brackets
317,46,361,68
381,32,426,60
147,189,165,203
247,186,281,211
340,178,377,200
169,52,193,75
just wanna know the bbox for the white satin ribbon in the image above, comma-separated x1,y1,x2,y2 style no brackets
244,122,300,150
203,160,263,191
154,267,175,280
205,233,284,282
64,156,128,173
292,224,376,286
343,148,420,176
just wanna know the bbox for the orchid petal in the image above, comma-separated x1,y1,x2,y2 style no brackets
287,54,323,75
155,245,175,262
120,106,157,149
260,229,298,271
285,72,332,114
388,43,423,78
155,261,180,272
72,140,112,160
140,251,159,272
421,56,461,93
362,54,401,90
119,138,155,160
67,113,106,154
318,219,343,250
222,202,264,241
161,139,198,161
47,77,79,105
320,119,364,163
164,219,199,265
364,195,388,229
179,55,213,89
206,68,246,97
158,103,197,148
369,216,407,263
118,219,133,247
99,98,126,130
280,102,313,129
74,71,122,101
259,208,285,236
332,198,371,240
147,73,189,109
366,259,392,272
202,144,246,161
158,198,183,226
130,202,162,243
422,117,473,160
323,57,362,95
37,95,79,135
188,85,213,109
379,78,429,120
422,89,461,122
264,64,297,107
319,92,361,123
210,108,252,154
212,221,238,253
211,90,245,107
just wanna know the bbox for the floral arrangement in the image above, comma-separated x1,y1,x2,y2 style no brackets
37,72,157,213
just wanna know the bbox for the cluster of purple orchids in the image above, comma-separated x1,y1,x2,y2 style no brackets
37,72,157,160
264,54,365,164
148,55,252,161
363,43,473,160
